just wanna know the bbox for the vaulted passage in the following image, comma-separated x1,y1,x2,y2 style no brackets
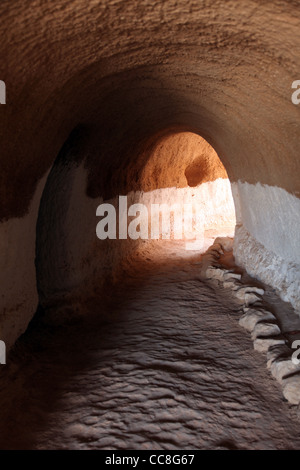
0,0,300,450
35,130,236,313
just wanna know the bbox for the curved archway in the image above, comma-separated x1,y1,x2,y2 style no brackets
35,127,236,317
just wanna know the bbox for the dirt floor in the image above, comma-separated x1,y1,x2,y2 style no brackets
0,240,299,450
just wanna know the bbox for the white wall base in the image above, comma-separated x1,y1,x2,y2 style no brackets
234,224,300,314
0,174,49,349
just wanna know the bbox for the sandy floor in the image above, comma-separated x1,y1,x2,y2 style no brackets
0,240,300,450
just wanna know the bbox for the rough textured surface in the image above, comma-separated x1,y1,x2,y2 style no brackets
203,238,300,405
132,132,228,191
1,243,300,450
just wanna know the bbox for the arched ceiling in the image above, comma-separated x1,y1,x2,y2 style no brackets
0,0,299,221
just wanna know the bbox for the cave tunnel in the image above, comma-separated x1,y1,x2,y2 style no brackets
35,128,236,314
0,0,300,450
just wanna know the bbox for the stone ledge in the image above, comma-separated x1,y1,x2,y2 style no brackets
202,237,300,406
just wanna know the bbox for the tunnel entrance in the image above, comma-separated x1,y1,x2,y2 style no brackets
35,130,236,314
121,131,236,253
